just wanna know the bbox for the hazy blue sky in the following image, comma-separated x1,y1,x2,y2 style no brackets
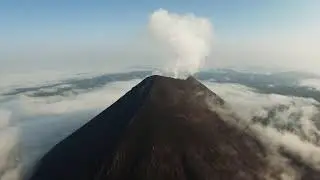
1,1,319,74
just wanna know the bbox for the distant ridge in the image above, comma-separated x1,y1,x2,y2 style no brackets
28,75,320,180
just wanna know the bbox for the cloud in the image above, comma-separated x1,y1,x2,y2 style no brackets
149,9,214,78
204,82,320,172
19,80,141,115
0,79,141,180
0,115,19,180
299,79,320,91
1,76,320,179
0,110,11,129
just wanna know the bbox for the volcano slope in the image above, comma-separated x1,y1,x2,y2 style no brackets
29,75,320,180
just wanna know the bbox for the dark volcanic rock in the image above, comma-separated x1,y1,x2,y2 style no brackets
28,75,320,180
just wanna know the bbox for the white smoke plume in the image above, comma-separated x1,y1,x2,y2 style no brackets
149,9,214,78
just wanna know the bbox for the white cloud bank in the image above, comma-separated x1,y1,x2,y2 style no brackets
0,79,140,180
0,78,319,179
299,79,320,91
204,82,320,178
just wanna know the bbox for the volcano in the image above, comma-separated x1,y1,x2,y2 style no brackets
28,75,320,180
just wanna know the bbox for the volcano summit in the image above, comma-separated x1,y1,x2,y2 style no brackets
28,75,320,180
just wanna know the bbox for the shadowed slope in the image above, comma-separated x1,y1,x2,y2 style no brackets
95,76,268,180
28,76,155,180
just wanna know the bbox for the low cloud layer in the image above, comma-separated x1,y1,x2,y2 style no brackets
204,82,320,178
0,75,320,179
0,79,139,180
299,79,320,91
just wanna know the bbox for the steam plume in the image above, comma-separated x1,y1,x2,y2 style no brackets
149,9,214,78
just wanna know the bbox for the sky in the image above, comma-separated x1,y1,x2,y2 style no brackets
1,0,319,74
1,2,320,179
